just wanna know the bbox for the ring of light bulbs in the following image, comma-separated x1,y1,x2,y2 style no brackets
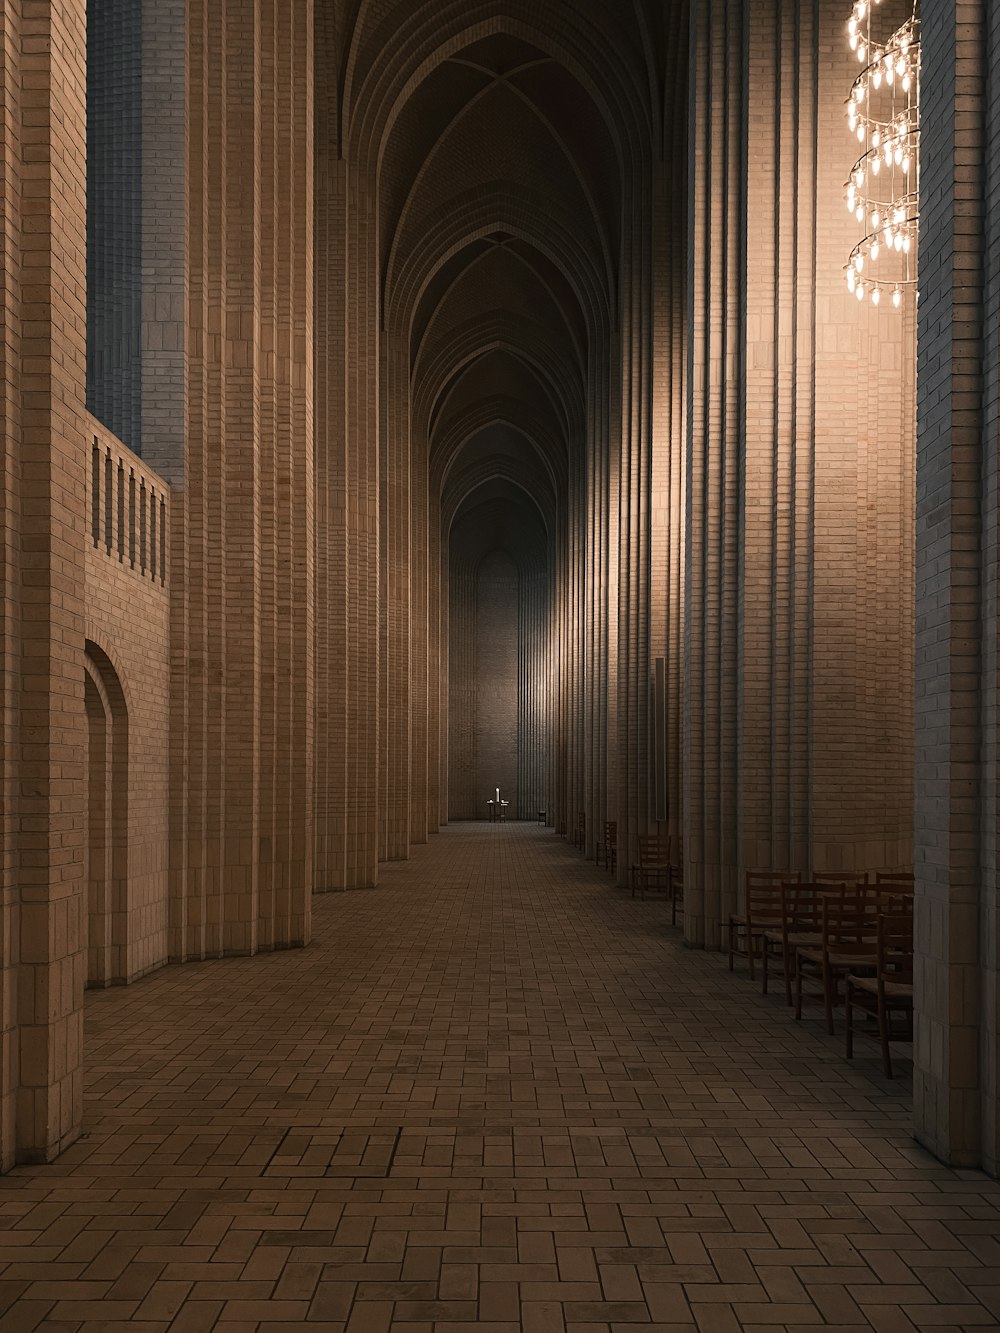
844,0,920,308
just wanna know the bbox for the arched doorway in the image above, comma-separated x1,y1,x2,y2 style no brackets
83,643,128,986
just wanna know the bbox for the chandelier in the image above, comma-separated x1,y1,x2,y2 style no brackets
844,0,920,308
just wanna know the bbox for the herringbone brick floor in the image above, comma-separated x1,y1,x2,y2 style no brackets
2,824,999,1332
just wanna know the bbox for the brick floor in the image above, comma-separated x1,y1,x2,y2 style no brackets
2,823,999,1332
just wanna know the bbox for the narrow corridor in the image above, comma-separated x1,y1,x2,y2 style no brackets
2,825,999,1331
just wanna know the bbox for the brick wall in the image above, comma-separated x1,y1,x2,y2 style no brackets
84,416,170,985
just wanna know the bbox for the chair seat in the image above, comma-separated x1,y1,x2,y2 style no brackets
763,928,820,946
797,947,876,968
848,975,913,1001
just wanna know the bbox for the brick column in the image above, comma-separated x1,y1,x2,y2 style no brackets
913,0,990,1169
15,0,89,1163
685,0,742,946
380,330,411,861
314,147,380,890
179,0,314,951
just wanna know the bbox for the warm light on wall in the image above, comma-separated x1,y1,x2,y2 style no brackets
844,0,920,307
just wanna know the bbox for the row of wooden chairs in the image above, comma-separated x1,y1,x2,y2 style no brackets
728,871,915,1076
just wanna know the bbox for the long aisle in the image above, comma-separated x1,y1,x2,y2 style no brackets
1,823,998,1331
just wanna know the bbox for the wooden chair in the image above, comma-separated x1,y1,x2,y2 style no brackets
596,821,618,874
728,870,802,978
761,882,832,1005
874,870,915,906
845,914,914,1078
630,834,669,899
572,810,586,851
667,838,684,926
794,890,879,1034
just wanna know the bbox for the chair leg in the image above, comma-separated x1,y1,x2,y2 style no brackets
761,942,769,996
795,957,803,1021
823,959,836,1036
747,931,756,982
784,948,794,1008
727,922,734,972
845,982,854,1060
879,996,893,1079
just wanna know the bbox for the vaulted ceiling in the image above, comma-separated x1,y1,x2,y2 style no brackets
318,0,682,559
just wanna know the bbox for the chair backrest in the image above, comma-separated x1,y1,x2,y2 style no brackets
878,912,914,986
780,882,828,938
814,869,871,885
875,871,914,906
745,878,784,931
820,892,880,951
638,833,668,867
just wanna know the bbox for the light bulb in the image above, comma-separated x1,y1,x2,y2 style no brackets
887,64,894,84
856,205,865,223
902,156,910,173
872,286,880,305
856,282,866,302
896,58,905,76
894,146,903,164
858,1,866,17
871,209,880,228
873,68,882,87
849,16,858,34
850,33,859,50
872,130,881,148
892,286,902,308
872,156,881,175
894,232,903,252
857,125,865,142
847,268,856,293
855,253,864,272
903,233,911,253
858,42,866,61
871,240,880,260
902,73,911,92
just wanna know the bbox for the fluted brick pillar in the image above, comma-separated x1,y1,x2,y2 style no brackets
380,330,411,861
10,0,89,1165
177,0,314,951
314,149,380,889
685,0,742,945
913,0,994,1171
